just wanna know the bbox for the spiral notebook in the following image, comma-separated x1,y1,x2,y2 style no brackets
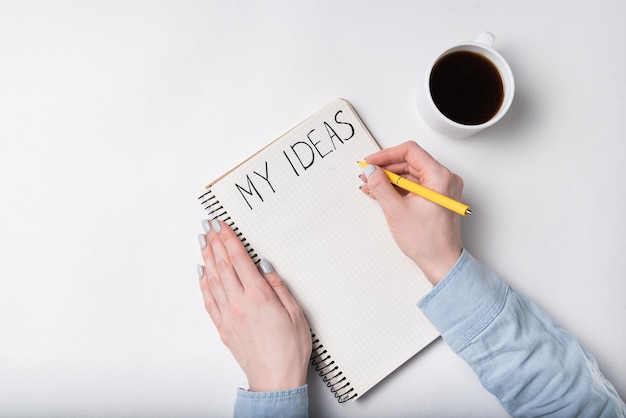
198,99,439,402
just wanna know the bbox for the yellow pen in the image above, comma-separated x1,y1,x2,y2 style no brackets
358,161,472,216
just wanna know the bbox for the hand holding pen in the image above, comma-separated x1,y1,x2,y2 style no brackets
357,161,471,216
359,141,465,285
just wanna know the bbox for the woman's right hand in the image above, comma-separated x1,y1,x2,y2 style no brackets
360,141,464,285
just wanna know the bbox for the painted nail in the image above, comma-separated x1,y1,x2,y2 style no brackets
259,259,274,274
201,219,211,234
363,164,376,179
211,219,222,233
198,233,207,249
196,264,204,279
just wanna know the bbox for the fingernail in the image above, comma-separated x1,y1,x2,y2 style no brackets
198,233,207,249
211,219,222,233
259,259,274,274
363,164,376,179
201,219,211,234
196,264,204,279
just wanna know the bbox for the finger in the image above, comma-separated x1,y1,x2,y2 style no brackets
197,264,222,326
200,228,230,311
363,164,405,209
363,150,424,185
207,219,244,296
358,173,372,196
218,220,265,290
258,259,302,318
359,182,372,196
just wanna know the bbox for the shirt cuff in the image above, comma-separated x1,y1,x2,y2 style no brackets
234,384,308,418
417,249,509,353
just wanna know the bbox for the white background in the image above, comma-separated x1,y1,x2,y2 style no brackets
1,1,625,417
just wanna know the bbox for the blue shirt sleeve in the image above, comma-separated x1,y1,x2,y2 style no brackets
418,249,626,417
233,384,308,418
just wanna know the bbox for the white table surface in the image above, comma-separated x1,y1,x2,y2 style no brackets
1,1,625,416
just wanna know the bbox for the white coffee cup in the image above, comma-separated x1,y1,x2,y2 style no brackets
417,32,515,138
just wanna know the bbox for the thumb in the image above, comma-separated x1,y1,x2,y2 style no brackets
364,164,405,212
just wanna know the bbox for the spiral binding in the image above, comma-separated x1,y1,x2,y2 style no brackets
311,332,357,403
198,188,259,264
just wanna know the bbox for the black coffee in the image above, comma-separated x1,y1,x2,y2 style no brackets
429,51,504,125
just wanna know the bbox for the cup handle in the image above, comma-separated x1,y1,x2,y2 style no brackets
475,31,495,47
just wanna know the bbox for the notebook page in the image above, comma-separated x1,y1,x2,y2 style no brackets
204,99,438,399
